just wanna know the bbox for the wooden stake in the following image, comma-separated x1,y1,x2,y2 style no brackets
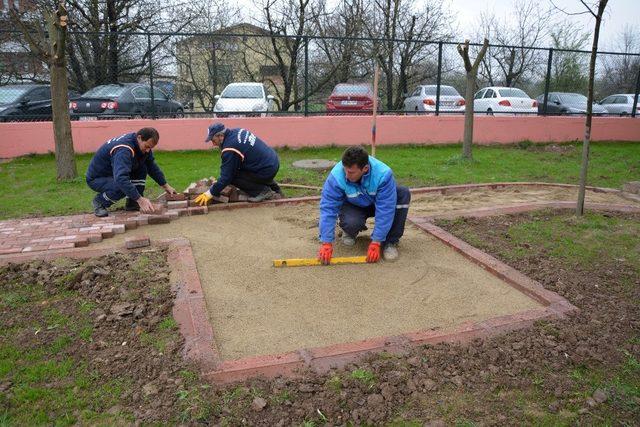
273,256,368,268
371,65,380,157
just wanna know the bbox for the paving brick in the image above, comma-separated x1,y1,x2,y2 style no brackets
148,215,171,225
125,235,151,249
622,181,640,194
167,200,188,209
0,247,22,255
212,195,230,204
86,233,103,243
165,193,187,201
164,211,180,220
101,229,115,238
22,245,48,253
188,185,210,195
187,207,207,215
122,220,138,230
111,224,126,234
48,242,76,250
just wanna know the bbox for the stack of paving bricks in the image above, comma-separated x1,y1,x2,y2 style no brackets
0,179,256,255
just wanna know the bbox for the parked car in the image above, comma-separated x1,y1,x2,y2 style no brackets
535,92,607,115
69,83,184,120
326,83,380,114
598,93,640,116
0,84,80,121
403,84,465,113
213,83,274,117
472,86,538,115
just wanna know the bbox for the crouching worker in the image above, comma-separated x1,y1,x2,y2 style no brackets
194,123,282,206
86,127,177,217
317,146,411,264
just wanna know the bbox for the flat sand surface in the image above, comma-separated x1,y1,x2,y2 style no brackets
409,186,635,216
98,199,546,360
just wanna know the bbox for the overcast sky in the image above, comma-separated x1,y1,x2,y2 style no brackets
237,0,639,50
447,0,638,48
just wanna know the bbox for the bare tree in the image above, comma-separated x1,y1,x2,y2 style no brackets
477,1,551,87
457,39,489,160
12,1,77,180
365,0,454,110
599,25,640,96
551,0,609,215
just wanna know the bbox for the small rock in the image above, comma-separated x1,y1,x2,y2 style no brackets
251,397,267,411
142,383,159,396
548,401,560,413
366,393,384,407
593,388,608,404
512,341,524,350
585,397,597,408
298,383,315,393
578,407,589,414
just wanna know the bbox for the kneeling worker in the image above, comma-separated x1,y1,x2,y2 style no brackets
86,127,177,217
194,123,282,205
317,146,411,264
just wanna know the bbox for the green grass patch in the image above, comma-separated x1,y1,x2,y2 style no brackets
1,141,638,219
350,368,376,388
502,211,640,272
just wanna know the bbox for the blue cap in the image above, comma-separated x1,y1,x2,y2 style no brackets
205,122,225,142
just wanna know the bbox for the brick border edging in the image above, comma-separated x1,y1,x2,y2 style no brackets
160,212,582,384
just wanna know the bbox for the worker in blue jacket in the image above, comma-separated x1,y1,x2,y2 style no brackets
86,127,177,217
317,146,410,263
194,123,282,205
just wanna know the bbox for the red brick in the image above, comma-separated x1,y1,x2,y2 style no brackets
0,247,22,255
122,220,138,230
48,242,75,250
101,229,115,238
148,215,171,225
22,245,48,253
167,200,188,209
111,224,126,234
70,237,90,247
125,235,151,249
187,207,207,215
86,233,103,243
165,193,187,201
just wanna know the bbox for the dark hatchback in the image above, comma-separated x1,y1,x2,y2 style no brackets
535,92,607,115
69,83,184,120
0,84,80,121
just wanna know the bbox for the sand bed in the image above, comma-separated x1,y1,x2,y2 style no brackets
409,186,635,216
98,201,543,360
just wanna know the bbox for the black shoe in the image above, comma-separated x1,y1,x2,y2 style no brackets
247,188,275,203
125,198,140,212
92,195,109,217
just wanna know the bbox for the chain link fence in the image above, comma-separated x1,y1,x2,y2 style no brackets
1,29,639,121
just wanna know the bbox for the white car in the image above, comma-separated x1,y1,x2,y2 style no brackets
213,83,275,117
403,85,465,113
473,86,538,115
599,94,640,116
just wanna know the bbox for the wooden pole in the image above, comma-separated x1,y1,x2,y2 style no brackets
371,65,380,157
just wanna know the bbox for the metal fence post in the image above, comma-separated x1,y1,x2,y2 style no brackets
304,36,309,117
543,48,553,116
147,34,156,119
632,65,640,118
435,41,443,116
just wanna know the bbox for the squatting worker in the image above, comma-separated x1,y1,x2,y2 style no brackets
86,127,177,217
317,146,411,264
194,122,283,205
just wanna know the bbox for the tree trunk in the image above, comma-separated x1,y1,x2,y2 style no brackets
48,3,77,180
462,71,477,159
576,0,607,216
51,62,77,180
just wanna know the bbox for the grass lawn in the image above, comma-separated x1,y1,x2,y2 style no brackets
0,141,638,220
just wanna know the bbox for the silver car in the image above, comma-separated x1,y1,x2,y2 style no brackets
599,94,640,116
403,85,465,113
213,83,275,117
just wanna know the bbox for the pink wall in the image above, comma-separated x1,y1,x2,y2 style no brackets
0,115,639,158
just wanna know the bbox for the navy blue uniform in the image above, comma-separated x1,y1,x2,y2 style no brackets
208,128,280,197
86,133,166,207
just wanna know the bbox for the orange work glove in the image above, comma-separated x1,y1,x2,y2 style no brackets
317,242,333,265
366,241,381,263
